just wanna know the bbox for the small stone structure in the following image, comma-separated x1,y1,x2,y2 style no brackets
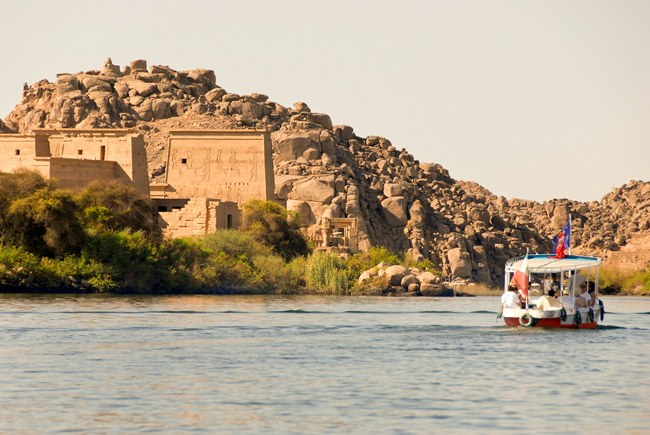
318,217,359,254
0,128,149,195
100,57,122,77
151,129,274,237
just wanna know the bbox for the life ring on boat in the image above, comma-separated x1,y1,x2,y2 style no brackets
519,312,536,327
598,299,605,321
588,308,595,323
560,307,567,321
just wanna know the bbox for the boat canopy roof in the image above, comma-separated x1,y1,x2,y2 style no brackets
505,254,601,274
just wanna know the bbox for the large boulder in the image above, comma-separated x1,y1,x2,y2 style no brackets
381,196,408,226
385,265,407,286
275,131,320,161
230,101,264,120
289,178,334,204
319,130,337,157
286,199,312,227
551,203,570,230
447,247,472,278
468,204,490,226
418,271,437,284
205,87,226,102
124,79,158,97
78,75,112,93
186,68,216,87
420,283,452,296
400,274,419,287
151,99,171,119
56,74,79,94
383,183,404,198
310,113,333,130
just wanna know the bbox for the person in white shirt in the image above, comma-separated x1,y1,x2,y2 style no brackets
577,282,591,307
501,285,524,308
588,283,597,307
535,289,563,310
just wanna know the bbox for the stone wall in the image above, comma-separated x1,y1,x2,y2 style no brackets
38,129,149,195
49,158,121,190
161,130,273,202
0,134,49,176
150,129,273,237
0,129,149,196
157,198,240,237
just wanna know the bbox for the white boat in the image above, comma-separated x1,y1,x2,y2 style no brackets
500,254,605,329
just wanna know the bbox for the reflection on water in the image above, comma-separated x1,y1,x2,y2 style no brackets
1,294,649,433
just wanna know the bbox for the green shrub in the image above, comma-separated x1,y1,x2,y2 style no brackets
81,230,165,293
193,230,304,293
76,181,160,239
196,229,272,260
0,245,47,286
344,246,399,280
305,251,349,294
352,275,390,295
404,256,439,274
241,199,310,261
6,187,85,257
40,256,116,291
598,265,650,295
0,170,52,232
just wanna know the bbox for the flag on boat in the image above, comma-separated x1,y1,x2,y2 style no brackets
510,252,529,298
552,220,571,259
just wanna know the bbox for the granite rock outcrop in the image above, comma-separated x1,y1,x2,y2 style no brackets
2,58,649,285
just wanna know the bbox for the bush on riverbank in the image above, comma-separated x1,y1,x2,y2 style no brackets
304,251,349,294
0,172,479,295
599,265,650,295
0,171,315,293
194,230,305,293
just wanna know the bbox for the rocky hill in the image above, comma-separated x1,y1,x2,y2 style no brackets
2,58,649,285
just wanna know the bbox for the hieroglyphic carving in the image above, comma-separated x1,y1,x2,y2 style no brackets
186,148,196,177
211,148,223,173
248,146,259,182
170,148,178,170
200,147,211,181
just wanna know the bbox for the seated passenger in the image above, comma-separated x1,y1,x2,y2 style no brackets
560,290,575,309
587,286,597,307
535,289,562,310
576,282,591,308
501,284,524,308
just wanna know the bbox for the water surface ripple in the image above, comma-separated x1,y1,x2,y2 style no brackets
1,295,649,433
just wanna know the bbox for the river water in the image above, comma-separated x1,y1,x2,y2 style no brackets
1,294,648,434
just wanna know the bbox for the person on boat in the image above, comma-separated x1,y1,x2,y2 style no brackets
560,289,575,309
576,282,591,308
535,289,563,310
501,284,524,308
544,274,561,293
587,283,597,307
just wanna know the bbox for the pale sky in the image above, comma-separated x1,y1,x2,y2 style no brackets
1,0,648,202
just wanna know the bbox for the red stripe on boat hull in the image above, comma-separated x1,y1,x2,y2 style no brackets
504,317,598,329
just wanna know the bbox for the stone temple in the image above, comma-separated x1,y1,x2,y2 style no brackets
0,128,149,196
0,128,280,239
150,129,274,237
